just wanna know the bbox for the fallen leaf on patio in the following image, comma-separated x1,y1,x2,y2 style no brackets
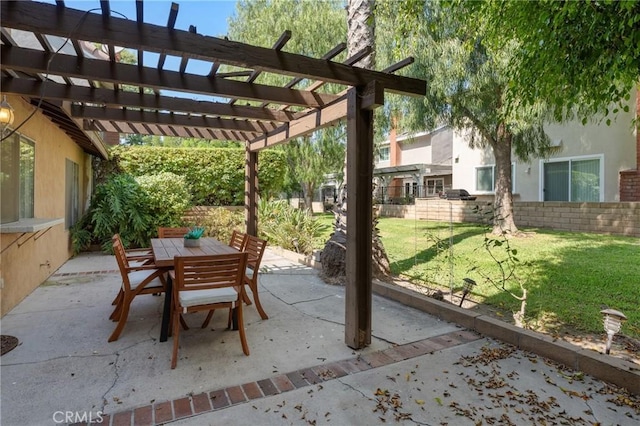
375,388,389,396
415,399,425,405
434,397,443,406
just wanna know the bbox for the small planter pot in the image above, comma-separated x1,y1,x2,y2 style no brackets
184,238,201,248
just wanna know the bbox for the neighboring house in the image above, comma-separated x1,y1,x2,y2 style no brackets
373,127,453,203
374,91,639,203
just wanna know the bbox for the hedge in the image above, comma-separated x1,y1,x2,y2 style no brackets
111,146,286,205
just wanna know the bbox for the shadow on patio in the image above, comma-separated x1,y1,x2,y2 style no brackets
1,249,638,425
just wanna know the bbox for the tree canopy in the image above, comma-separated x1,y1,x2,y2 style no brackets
456,0,640,123
377,0,553,234
227,0,347,210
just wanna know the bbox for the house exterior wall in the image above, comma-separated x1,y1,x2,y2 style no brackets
0,95,92,316
399,134,432,165
452,92,637,202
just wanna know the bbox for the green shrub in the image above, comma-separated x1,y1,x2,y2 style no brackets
195,208,245,242
111,146,286,205
258,199,328,255
88,174,154,251
70,172,195,254
135,172,191,228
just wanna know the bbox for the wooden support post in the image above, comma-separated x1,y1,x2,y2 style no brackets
245,148,258,236
345,84,374,349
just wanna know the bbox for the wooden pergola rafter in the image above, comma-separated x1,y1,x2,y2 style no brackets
0,0,426,349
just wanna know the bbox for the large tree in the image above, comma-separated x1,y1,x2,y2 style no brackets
378,0,554,235
227,0,346,209
284,128,345,213
458,0,640,123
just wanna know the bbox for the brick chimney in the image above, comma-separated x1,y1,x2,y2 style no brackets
388,117,402,198
619,88,640,201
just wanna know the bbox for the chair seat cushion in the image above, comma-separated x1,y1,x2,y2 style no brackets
128,270,164,288
245,267,254,280
179,287,238,310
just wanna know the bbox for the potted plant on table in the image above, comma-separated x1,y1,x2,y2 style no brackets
183,227,205,247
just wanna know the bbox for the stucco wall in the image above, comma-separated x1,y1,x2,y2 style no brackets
451,93,637,202
378,199,640,237
1,95,91,316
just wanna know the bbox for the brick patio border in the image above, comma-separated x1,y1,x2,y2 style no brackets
72,329,481,426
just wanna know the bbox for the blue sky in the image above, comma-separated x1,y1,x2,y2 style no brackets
56,0,237,37
48,1,240,100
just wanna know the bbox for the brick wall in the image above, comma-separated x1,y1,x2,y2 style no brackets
379,199,640,237
619,170,640,201
619,88,640,201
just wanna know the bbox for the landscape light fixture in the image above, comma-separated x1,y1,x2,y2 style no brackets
0,95,15,133
459,277,476,307
600,308,627,355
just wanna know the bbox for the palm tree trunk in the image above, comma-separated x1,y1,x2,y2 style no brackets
321,0,390,282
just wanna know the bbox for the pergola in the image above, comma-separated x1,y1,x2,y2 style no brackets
0,0,426,349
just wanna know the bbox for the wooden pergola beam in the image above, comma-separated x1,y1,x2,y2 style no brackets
344,83,375,349
71,105,273,134
249,95,348,151
0,1,426,97
1,46,341,109
84,119,249,141
0,77,301,123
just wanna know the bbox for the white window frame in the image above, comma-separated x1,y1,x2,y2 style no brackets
377,145,390,162
1,131,35,224
474,163,515,194
425,178,444,196
538,154,604,202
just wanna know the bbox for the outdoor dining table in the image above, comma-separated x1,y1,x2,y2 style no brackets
150,237,239,342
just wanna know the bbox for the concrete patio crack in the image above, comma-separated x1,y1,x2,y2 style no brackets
100,351,121,413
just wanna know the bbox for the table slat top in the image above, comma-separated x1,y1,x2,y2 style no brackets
151,237,237,267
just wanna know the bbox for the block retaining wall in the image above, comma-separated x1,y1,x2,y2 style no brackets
378,200,640,237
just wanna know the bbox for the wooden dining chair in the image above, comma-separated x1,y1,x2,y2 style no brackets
228,229,247,251
110,234,155,307
242,235,269,319
109,234,167,342
158,227,191,238
170,252,249,369
203,234,269,327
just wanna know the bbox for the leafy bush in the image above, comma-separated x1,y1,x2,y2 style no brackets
111,146,286,205
258,199,328,254
70,172,193,254
195,208,245,243
88,174,155,251
135,172,191,227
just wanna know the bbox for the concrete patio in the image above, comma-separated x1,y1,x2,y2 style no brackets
1,249,638,425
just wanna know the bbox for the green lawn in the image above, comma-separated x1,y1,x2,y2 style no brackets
314,214,640,338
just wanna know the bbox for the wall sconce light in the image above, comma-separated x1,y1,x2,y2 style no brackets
526,166,531,174
459,277,476,307
600,308,627,355
0,95,15,133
